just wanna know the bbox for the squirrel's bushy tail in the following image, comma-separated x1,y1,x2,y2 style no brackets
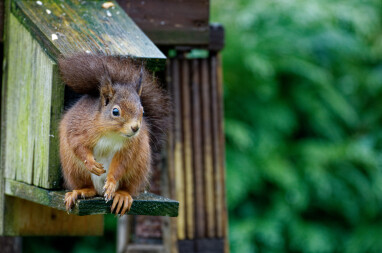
59,53,171,155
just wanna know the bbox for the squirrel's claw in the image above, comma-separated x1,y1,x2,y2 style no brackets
103,178,117,202
111,191,133,216
64,191,78,212
85,160,106,176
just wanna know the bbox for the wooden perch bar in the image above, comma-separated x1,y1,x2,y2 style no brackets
5,180,179,217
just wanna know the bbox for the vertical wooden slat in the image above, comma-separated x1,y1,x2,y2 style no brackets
5,14,35,184
164,58,179,253
0,0,11,236
32,43,54,189
172,58,186,240
4,14,63,189
200,58,215,238
216,54,229,252
181,58,194,239
210,54,223,237
191,59,205,238
48,66,65,189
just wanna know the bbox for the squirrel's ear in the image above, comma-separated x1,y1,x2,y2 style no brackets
136,67,143,96
100,63,115,106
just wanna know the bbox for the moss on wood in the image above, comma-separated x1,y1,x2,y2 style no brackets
5,179,179,217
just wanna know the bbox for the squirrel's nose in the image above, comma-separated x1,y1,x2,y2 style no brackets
131,125,140,133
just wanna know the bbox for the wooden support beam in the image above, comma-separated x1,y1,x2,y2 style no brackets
5,180,179,217
116,0,209,46
3,196,104,236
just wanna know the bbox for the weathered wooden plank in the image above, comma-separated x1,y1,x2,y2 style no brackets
5,179,179,217
5,14,36,184
4,14,62,189
4,196,103,236
210,55,223,237
0,0,11,237
200,58,215,238
116,0,209,46
11,0,165,67
191,59,205,238
0,2,4,42
32,33,55,189
172,58,186,239
180,58,194,239
47,64,65,189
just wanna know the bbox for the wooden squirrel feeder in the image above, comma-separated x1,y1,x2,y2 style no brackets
0,0,227,252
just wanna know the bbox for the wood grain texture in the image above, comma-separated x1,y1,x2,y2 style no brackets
180,58,194,239
163,58,179,253
0,0,11,236
216,53,229,252
12,0,165,68
5,180,179,217
210,55,223,237
3,196,103,236
3,14,63,189
191,59,205,238
116,0,209,46
200,58,215,238
172,58,186,239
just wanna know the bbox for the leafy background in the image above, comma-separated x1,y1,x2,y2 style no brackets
23,0,382,252
211,0,382,252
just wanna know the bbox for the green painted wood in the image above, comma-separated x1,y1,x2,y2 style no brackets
11,0,165,69
4,14,63,189
5,180,179,217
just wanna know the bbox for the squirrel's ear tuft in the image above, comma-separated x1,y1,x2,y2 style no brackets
100,63,115,106
136,67,143,96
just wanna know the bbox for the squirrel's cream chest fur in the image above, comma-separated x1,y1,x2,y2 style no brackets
92,133,126,195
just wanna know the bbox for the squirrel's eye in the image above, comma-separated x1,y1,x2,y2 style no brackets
112,108,120,117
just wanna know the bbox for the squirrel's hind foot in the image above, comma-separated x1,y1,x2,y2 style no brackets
64,188,97,212
111,190,133,216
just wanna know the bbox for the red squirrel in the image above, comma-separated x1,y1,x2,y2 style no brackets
58,54,170,215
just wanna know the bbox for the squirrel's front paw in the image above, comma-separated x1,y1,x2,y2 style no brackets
64,191,78,212
111,190,133,216
103,178,117,202
84,160,106,176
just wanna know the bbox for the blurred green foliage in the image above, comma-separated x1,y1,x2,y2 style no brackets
211,0,382,252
